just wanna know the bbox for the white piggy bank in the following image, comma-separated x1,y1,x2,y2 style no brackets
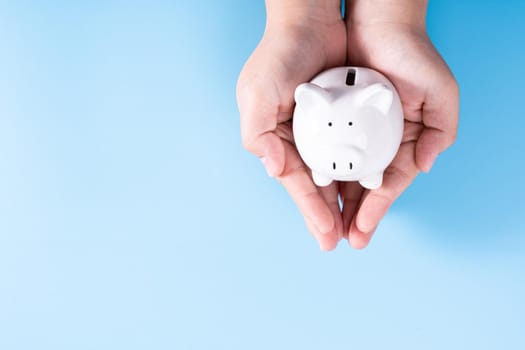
293,67,404,189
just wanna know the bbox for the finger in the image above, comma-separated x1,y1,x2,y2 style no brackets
340,181,364,241
278,141,335,236
302,181,342,250
249,132,286,177
237,80,291,177
403,121,424,143
304,217,339,252
348,141,419,249
417,79,460,172
348,215,375,250
416,127,455,173
318,182,344,242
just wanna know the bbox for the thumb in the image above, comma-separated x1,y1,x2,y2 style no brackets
249,132,285,177
415,128,449,172
416,78,459,172
237,80,287,177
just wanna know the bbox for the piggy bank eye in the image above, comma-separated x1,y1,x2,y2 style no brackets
348,121,353,126
328,122,333,127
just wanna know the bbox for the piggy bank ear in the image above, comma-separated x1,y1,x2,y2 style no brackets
356,83,393,114
294,83,331,110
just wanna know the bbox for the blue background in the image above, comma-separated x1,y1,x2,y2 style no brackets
1,1,524,349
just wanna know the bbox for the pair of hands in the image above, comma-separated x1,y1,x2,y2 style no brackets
236,0,459,250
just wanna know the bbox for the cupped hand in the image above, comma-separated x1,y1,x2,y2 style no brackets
342,22,459,248
236,8,347,251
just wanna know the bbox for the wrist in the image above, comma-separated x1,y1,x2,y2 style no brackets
347,0,427,30
265,0,342,30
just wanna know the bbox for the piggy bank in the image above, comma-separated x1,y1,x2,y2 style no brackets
293,67,403,189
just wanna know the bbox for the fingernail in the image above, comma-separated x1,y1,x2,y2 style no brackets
356,216,375,235
319,240,335,252
260,156,278,177
317,220,334,236
424,152,438,173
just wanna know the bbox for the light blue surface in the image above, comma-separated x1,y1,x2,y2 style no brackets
0,1,524,349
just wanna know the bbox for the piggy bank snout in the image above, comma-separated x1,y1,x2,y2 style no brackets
327,146,364,175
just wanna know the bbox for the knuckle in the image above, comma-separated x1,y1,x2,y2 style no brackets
236,73,260,106
439,74,460,103
447,128,458,147
236,76,249,102
453,78,460,95
440,128,457,151
449,78,461,108
448,75,460,94
240,132,256,153
441,76,460,149
237,77,261,154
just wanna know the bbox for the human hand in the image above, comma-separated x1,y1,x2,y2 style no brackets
237,0,347,250
341,0,460,248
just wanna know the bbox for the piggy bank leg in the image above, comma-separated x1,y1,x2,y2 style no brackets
312,171,333,187
359,173,383,190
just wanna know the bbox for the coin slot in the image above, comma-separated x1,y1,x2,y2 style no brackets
346,69,356,86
